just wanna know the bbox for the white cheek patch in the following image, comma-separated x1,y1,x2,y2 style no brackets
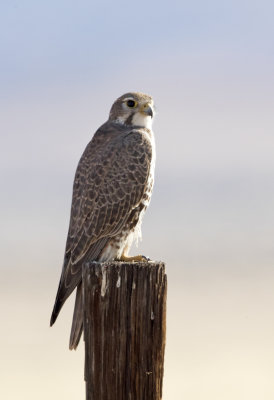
115,116,126,125
132,113,153,130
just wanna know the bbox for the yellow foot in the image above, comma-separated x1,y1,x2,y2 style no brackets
119,254,150,262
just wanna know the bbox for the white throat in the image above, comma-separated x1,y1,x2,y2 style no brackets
131,113,153,130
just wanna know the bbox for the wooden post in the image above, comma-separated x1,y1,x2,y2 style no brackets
82,261,167,400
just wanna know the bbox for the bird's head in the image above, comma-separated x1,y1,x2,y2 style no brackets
109,92,154,130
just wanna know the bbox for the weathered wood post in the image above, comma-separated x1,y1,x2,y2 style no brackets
82,261,167,400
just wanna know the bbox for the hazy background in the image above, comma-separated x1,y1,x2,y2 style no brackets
1,1,274,399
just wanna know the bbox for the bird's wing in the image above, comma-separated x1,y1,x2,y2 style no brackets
50,125,152,324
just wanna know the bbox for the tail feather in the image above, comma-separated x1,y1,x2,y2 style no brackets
69,282,83,350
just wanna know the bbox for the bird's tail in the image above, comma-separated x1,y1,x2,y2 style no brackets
69,282,83,350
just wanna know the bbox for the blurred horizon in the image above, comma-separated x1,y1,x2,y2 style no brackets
1,1,274,399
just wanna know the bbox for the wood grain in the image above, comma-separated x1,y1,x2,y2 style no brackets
83,261,167,400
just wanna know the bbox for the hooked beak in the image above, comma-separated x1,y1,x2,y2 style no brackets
141,104,154,118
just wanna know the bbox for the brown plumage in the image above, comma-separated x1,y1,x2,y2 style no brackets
50,92,156,349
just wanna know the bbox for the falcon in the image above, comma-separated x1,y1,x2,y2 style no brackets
50,92,156,350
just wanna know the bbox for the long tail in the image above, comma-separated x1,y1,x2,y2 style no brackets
69,282,83,350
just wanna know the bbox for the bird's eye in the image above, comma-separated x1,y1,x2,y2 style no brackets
126,100,136,108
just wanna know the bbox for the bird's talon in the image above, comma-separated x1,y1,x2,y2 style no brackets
120,254,150,262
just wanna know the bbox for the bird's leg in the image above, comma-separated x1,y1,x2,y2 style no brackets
118,242,150,262
119,253,150,262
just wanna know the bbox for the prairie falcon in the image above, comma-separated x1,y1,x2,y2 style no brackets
50,92,156,349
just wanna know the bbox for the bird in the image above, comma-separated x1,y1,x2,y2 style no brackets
50,92,156,350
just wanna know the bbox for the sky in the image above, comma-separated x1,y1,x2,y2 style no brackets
1,1,274,399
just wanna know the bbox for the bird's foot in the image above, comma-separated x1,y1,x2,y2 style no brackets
119,254,150,262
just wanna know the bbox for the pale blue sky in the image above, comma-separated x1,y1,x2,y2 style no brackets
1,0,274,93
